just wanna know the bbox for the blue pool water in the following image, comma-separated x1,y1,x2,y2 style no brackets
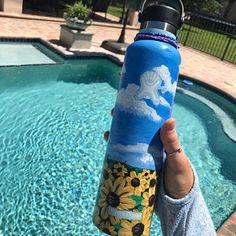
0,58,235,235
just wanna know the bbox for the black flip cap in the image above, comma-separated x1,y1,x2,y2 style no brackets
139,2,183,29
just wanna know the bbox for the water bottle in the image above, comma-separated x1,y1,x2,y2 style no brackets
93,0,184,235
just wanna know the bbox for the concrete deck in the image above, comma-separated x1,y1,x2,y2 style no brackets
0,12,235,235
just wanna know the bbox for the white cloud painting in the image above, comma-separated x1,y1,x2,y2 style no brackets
153,65,177,94
107,143,163,170
117,65,176,122
110,143,161,154
117,84,162,122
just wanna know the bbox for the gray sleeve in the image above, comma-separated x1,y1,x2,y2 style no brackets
155,168,216,236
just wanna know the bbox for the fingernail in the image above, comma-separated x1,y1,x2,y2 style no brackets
168,121,175,132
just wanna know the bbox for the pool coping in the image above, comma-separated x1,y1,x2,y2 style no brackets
6,37,122,62
0,37,235,234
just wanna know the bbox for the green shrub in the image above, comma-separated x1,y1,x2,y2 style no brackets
65,1,91,22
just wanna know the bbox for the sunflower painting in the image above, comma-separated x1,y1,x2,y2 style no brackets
94,159,159,235
141,187,156,208
98,177,136,220
113,163,127,177
119,208,152,236
126,171,147,196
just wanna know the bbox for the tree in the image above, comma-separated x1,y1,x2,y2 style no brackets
127,0,141,10
223,0,236,18
182,0,222,16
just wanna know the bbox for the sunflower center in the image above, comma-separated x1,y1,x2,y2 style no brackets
117,167,122,172
106,192,120,207
132,223,144,236
131,178,140,187
150,179,156,187
149,194,155,207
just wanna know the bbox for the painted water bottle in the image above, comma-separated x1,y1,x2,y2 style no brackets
93,0,184,235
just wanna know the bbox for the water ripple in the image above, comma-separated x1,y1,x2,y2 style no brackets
0,80,235,235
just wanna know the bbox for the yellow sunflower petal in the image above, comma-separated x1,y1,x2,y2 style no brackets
93,214,101,225
126,177,132,182
143,226,150,236
113,177,123,192
110,215,120,225
130,171,136,178
121,186,134,195
120,220,133,229
134,188,142,196
141,199,149,207
116,179,126,195
143,191,149,199
118,203,135,210
119,197,135,205
118,228,131,236
119,191,133,198
142,208,152,225
101,186,109,195
148,187,156,195
107,178,113,191
140,179,147,185
100,205,108,220
98,197,106,207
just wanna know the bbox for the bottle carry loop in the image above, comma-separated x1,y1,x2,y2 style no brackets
134,32,178,48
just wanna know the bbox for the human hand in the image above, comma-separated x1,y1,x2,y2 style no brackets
103,111,194,199
160,118,194,199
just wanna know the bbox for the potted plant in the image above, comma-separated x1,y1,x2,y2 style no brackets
64,1,92,30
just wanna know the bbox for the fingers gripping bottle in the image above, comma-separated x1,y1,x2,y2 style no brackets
93,0,184,235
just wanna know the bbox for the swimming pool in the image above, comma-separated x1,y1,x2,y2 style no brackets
0,57,235,235
0,41,62,66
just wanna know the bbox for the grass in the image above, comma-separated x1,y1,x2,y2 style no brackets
178,24,236,64
107,4,123,18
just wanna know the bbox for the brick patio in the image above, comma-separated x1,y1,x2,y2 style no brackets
0,12,235,235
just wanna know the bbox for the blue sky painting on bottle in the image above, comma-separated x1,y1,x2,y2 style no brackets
107,64,177,171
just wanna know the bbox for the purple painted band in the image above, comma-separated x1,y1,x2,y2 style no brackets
134,33,178,48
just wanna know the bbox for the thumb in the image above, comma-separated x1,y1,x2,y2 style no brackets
160,118,180,154
160,118,194,199
160,118,189,174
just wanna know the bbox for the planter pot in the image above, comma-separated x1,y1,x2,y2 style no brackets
60,25,93,50
65,18,91,31
127,10,140,26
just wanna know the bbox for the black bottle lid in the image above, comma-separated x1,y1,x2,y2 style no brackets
139,0,184,30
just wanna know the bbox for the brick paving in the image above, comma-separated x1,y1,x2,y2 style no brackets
0,12,235,235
